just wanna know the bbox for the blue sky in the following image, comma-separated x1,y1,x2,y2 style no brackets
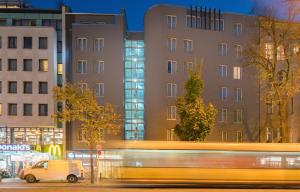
29,0,260,30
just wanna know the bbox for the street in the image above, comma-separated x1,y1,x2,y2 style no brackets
1,179,300,192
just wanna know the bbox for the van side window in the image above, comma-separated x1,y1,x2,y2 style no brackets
34,161,48,169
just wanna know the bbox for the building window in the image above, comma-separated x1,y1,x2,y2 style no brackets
76,38,87,51
266,102,273,114
167,60,176,74
234,23,242,36
220,108,227,122
39,59,48,72
38,104,48,116
8,81,17,93
8,59,17,71
183,61,193,74
167,15,177,29
237,131,243,142
235,88,242,102
222,131,228,142
0,36,2,48
218,43,227,56
0,81,2,93
77,60,87,74
8,103,17,116
78,129,87,141
167,106,176,120
23,37,32,49
39,82,48,94
235,109,243,123
94,38,104,52
266,127,272,142
219,65,227,77
277,45,285,61
265,43,273,59
167,129,176,141
57,63,63,75
23,104,32,116
23,59,32,71
233,66,242,80
167,83,177,97
220,86,228,100
39,37,48,49
184,39,193,53
167,37,176,52
216,19,224,31
186,15,197,28
0,103,2,115
96,83,104,97
23,81,32,94
0,59,2,71
79,83,88,94
8,36,17,48
235,44,242,57
96,61,104,74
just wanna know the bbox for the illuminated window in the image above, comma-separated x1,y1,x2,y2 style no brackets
76,38,87,51
233,66,242,79
220,108,227,122
219,65,227,77
167,15,176,29
0,103,2,115
96,83,104,97
184,39,193,53
234,23,242,36
265,43,273,59
96,61,104,74
266,127,272,142
220,87,228,100
78,129,86,141
235,109,243,123
237,131,243,142
235,88,242,101
167,60,176,74
222,131,228,142
39,59,48,72
57,64,63,75
218,43,227,56
77,60,87,74
167,83,177,97
293,45,299,54
235,44,242,57
167,129,176,141
167,37,176,52
277,45,285,61
167,106,176,120
94,38,104,52
79,83,87,94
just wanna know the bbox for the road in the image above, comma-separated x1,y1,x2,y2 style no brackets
1,179,300,192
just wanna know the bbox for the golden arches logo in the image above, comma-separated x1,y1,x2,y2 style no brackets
48,144,61,157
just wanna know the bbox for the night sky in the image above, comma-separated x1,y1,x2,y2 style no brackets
29,0,279,31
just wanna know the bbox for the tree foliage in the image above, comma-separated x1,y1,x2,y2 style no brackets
174,70,217,141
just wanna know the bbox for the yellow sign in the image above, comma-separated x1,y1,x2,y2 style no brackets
48,144,62,157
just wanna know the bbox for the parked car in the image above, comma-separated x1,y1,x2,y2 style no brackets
19,160,84,183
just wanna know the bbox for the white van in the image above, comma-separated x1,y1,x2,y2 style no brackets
19,160,84,183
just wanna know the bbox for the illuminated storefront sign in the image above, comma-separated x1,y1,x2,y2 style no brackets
0,144,31,151
48,144,62,158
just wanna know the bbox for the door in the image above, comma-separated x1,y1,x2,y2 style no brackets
31,161,48,180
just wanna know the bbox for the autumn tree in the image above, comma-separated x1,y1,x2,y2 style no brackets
53,84,122,183
245,0,300,142
174,69,217,141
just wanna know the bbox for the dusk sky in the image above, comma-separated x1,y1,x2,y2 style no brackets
29,0,280,30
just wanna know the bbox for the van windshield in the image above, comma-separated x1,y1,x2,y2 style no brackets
33,161,48,169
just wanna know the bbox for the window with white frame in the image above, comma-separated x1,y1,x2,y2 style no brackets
235,109,243,123
218,43,227,56
266,127,272,142
76,38,87,51
233,66,242,80
77,60,87,74
216,19,224,31
95,38,104,52
167,129,176,140
79,83,87,94
235,44,242,57
265,43,273,59
78,129,87,141
167,60,176,74
167,106,176,120
234,23,242,36
277,45,285,61
222,131,228,142
167,15,177,29
96,60,104,74
167,37,176,52
167,83,177,97
183,61,193,74
235,88,242,102
219,65,227,77
186,15,197,28
220,108,227,122
184,39,193,53
96,83,104,97
220,86,228,100
237,131,242,142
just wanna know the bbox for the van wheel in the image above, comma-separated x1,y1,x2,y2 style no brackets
67,175,78,183
26,175,36,183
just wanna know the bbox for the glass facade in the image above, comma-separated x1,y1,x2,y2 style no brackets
124,40,145,140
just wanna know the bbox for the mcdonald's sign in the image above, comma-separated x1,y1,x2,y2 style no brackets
48,144,62,159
